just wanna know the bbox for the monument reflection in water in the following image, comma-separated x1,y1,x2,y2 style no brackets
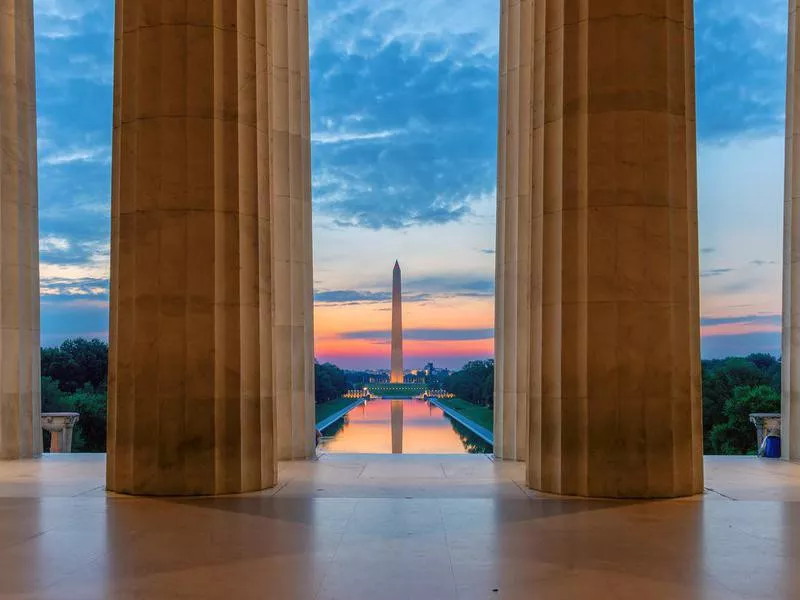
319,398,491,454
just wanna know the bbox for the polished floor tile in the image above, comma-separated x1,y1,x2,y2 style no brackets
0,455,798,599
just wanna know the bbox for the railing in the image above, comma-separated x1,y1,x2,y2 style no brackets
343,390,372,399
422,390,455,399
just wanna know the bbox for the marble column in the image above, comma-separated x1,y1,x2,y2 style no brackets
108,0,317,495
493,0,530,461
272,0,315,460
0,0,42,460
784,0,800,461
496,0,704,497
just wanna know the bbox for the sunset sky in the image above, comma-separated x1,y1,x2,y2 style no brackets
35,0,786,370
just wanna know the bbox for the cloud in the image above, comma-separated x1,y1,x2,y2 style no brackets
315,290,430,304
481,248,495,255
40,195,110,220
35,2,115,87
329,197,473,230
310,18,498,229
309,0,499,60
33,2,113,62
39,235,71,253
316,290,392,303
34,0,111,40
751,259,778,267
35,0,102,21
40,293,110,349
701,268,735,278
40,240,110,299
405,274,494,297
33,1,113,342
714,278,772,295
695,0,787,141
312,129,404,145
340,328,494,342
701,314,781,327
38,25,81,40
40,280,108,298
316,273,495,305
41,146,110,166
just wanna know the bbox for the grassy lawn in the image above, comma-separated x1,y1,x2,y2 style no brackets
315,397,362,425
437,397,494,432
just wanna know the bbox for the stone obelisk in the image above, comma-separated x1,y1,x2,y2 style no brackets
390,261,404,383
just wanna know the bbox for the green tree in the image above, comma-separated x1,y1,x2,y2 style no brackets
746,353,781,392
315,362,348,404
481,368,494,408
445,360,494,407
40,338,109,452
41,376,65,413
701,355,777,453
41,338,108,393
344,370,372,388
61,385,108,453
709,385,780,455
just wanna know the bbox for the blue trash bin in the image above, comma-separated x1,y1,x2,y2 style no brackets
763,435,781,459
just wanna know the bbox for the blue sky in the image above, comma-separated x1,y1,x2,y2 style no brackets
32,0,787,367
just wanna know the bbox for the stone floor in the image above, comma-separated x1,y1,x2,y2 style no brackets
0,454,798,599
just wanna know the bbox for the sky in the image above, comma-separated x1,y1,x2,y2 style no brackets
32,0,787,370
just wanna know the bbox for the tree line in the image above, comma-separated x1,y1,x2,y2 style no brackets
38,339,781,455
40,344,353,451
41,338,108,452
702,353,780,455
314,362,348,404
441,354,780,455
443,360,494,408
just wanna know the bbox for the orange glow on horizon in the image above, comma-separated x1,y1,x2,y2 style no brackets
314,293,494,367
700,322,780,337
315,338,493,358
315,291,780,368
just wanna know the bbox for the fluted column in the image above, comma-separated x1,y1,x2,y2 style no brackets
493,0,530,461
272,0,315,460
783,0,800,461
108,0,313,495
496,0,704,498
0,0,42,460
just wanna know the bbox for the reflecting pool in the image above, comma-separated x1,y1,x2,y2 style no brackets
319,398,492,454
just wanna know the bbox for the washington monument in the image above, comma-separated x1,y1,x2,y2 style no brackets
391,260,404,383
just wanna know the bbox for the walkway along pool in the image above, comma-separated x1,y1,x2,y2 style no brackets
318,398,493,454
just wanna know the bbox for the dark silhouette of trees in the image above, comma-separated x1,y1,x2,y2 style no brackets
709,385,779,455
40,338,108,452
315,362,348,404
702,353,781,454
36,338,782,456
41,338,108,393
444,360,494,408
344,370,371,388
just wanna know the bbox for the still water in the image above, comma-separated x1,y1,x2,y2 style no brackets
319,398,492,454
